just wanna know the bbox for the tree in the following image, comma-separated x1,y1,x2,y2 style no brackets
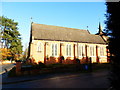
105,2,120,90
0,16,22,60
0,48,12,60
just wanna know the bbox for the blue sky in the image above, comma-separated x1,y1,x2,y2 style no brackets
2,0,106,2
2,2,107,51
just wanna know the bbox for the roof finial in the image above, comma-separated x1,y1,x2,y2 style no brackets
30,17,33,24
87,26,88,30
86,26,90,34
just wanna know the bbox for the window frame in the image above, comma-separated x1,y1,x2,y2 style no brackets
51,43,57,57
37,42,42,52
100,46,104,56
78,44,85,57
90,46,95,57
78,45,82,57
66,44,71,57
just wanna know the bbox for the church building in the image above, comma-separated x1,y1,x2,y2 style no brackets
28,22,108,64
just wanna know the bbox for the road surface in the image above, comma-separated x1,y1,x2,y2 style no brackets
2,70,110,88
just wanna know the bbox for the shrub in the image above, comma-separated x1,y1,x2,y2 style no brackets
38,62,46,68
60,56,64,60
76,58,80,64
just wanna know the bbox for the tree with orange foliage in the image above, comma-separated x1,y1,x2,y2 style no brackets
0,48,12,60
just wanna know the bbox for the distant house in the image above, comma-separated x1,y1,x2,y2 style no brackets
28,22,108,64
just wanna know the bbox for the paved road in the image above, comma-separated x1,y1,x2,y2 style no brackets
0,63,15,74
2,70,110,88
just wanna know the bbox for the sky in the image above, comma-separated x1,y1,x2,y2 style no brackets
1,1,107,51
2,0,106,2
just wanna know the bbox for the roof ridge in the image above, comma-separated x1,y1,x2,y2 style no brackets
32,22,87,31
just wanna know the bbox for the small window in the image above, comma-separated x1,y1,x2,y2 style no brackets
52,44,57,56
78,45,82,56
78,45,81,56
37,42,42,52
100,47,104,56
52,44,54,56
66,44,71,56
55,44,57,56
78,45,85,57
90,46,95,56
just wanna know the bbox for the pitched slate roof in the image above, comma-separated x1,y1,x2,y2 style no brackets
31,23,106,44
